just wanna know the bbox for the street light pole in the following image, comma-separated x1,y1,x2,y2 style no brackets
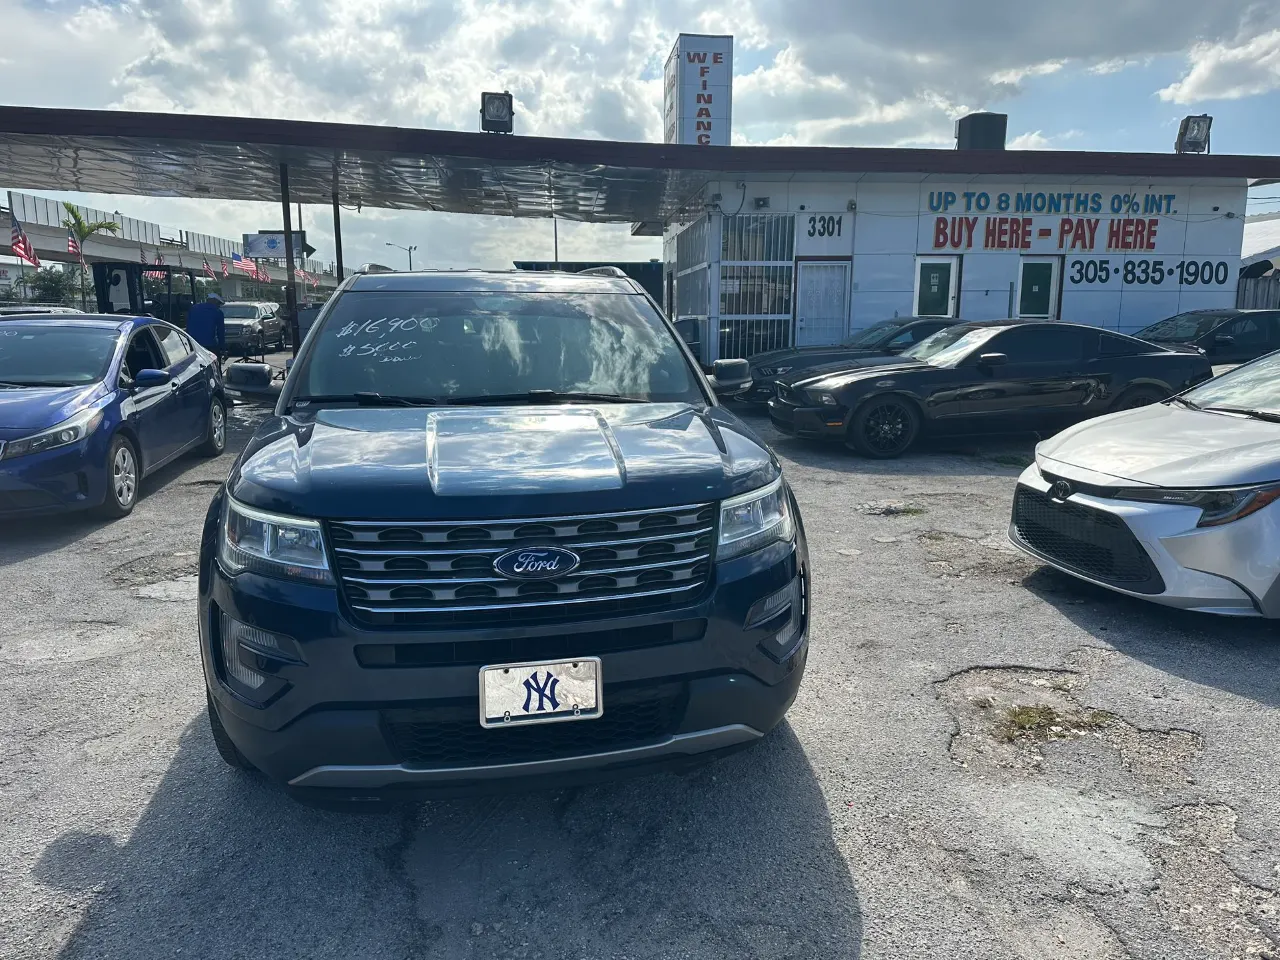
385,242,418,270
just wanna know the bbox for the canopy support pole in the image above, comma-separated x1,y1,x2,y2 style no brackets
332,192,344,282
280,162,300,357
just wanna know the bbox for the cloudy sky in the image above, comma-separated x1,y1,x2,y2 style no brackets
3,0,1280,272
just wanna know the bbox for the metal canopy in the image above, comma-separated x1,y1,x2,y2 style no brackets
2,105,1279,224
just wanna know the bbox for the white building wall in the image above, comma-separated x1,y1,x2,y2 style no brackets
672,176,1248,357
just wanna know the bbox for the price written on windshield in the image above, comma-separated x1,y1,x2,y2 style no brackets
1067,258,1231,286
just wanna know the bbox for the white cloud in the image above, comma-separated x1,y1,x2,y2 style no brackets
1158,29,1280,103
1007,129,1083,150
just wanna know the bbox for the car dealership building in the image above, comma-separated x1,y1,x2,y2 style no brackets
658,34,1255,361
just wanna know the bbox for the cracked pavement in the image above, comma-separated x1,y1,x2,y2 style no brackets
1,403,1278,959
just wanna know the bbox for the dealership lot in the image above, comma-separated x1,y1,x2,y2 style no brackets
2,404,1277,960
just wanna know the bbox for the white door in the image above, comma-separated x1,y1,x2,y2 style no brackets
795,261,851,346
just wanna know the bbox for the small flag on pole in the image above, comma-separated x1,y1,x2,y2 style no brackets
67,230,85,267
203,258,216,280
220,258,229,278
10,215,40,268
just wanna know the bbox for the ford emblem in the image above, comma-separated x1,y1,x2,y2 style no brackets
493,546,581,580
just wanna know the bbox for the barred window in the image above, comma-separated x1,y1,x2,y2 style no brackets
676,267,709,318
719,265,793,316
676,217,709,273
721,215,795,263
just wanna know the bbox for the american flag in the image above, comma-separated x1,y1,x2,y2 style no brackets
202,258,216,280
11,215,40,267
67,230,85,267
231,252,254,275
220,258,229,278
144,253,167,280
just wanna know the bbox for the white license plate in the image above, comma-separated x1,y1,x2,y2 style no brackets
479,657,602,729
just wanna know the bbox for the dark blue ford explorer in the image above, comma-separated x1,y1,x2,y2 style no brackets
199,270,808,804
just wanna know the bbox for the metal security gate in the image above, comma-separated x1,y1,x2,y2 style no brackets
794,260,850,346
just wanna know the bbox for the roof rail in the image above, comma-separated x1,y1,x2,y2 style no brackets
576,266,629,279
359,262,395,275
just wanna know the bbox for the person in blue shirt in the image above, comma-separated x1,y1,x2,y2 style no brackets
186,293,226,359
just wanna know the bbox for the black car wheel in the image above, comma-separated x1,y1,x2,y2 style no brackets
849,395,920,458
1112,386,1167,411
96,434,140,518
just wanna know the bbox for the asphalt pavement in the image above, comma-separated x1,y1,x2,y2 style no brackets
2,403,1277,960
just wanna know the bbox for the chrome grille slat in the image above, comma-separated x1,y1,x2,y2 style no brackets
342,554,709,587
349,583,704,616
329,503,716,623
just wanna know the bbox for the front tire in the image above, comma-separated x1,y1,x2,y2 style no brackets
1111,386,1167,411
198,397,227,457
207,691,255,770
96,434,140,518
848,395,920,458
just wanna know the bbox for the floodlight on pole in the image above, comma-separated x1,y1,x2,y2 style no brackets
1175,114,1213,154
480,91,515,134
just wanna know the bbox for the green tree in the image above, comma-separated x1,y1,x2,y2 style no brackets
25,266,78,304
61,202,120,310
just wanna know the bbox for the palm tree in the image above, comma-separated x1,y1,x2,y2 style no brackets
61,202,120,310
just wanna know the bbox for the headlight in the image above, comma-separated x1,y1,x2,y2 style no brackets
1113,484,1280,528
219,496,332,583
718,477,795,561
805,391,839,407
0,407,104,461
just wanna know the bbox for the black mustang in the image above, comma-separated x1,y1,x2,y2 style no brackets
767,320,1214,458
741,317,958,402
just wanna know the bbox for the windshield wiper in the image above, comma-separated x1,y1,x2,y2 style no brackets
0,380,78,387
1201,405,1280,423
291,392,441,408
443,390,644,405
1168,396,1201,410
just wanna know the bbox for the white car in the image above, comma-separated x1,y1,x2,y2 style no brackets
1009,350,1280,617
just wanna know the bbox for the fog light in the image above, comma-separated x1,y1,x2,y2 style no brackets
219,612,302,694
746,576,806,662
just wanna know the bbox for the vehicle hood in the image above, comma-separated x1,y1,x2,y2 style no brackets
779,356,926,389
229,403,780,520
1038,402,1280,487
752,348,890,371
0,383,108,437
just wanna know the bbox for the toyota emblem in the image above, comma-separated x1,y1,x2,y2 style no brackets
1049,480,1072,501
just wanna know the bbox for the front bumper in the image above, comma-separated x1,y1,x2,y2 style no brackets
767,396,847,440
1009,460,1280,617
200,536,809,793
0,434,110,516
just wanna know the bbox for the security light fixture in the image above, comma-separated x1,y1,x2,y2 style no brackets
1175,114,1213,154
480,92,515,134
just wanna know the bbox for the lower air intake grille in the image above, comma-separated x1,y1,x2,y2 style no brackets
382,684,687,767
1012,486,1165,594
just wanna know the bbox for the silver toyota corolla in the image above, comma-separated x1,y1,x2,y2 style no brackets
1009,350,1280,617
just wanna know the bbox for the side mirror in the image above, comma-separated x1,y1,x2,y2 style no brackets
708,358,752,395
132,368,172,390
977,352,1008,367
1213,335,1235,347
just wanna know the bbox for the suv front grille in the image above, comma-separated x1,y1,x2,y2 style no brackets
330,503,716,626
1012,486,1165,594
383,683,687,767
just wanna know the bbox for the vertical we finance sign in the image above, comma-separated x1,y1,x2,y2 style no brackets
664,34,733,146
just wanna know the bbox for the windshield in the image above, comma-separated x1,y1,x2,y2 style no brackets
842,319,904,348
290,290,704,404
222,305,261,319
0,325,118,386
1184,351,1280,415
1136,312,1232,342
902,326,1004,367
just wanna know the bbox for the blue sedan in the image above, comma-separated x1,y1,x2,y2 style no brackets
0,315,227,518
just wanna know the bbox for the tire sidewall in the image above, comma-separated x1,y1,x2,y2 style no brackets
1113,386,1165,411
204,397,227,456
102,434,139,516
850,395,920,458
